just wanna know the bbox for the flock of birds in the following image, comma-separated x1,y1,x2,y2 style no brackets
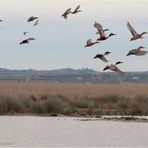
86,21,148,75
1,17,39,44
1,5,147,76
62,5,148,75
20,16,39,44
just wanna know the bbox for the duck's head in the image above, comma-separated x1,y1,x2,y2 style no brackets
109,33,116,37
139,46,145,49
141,32,148,35
104,51,111,55
115,61,123,65
104,29,110,32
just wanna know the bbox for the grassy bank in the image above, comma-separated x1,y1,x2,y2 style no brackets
0,81,148,116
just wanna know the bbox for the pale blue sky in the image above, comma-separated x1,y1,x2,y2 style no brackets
0,0,148,71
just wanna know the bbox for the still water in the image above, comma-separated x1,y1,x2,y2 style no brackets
0,116,148,147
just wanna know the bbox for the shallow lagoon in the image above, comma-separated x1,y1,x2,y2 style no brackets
0,116,148,147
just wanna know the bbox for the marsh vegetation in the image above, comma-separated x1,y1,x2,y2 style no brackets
0,81,148,116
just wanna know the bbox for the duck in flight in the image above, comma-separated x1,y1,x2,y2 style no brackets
71,5,82,14
94,22,116,41
27,16,39,22
94,22,109,34
19,38,35,45
94,51,111,62
127,46,148,56
127,22,148,41
85,39,99,47
34,20,39,26
61,8,72,19
103,61,124,75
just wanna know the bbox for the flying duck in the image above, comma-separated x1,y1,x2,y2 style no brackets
19,38,35,45
94,22,116,41
127,22,148,41
33,20,39,26
103,61,124,75
85,39,99,47
27,16,38,22
127,46,148,56
94,22,109,34
61,8,72,19
94,51,111,62
71,5,82,14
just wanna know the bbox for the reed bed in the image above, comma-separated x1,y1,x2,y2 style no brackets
0,81,148,116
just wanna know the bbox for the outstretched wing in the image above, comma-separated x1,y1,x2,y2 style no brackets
66,8,71,13
61,8,71,18
94,22,105,37
87,39,92,44
127,22,138,36
115,67,124,75
34,20,39,26
100,56,108,62
27,17,33,22
94,22,99,29
103,65,110,71
27,16,38,22
74,5,80,12
110,65,124,75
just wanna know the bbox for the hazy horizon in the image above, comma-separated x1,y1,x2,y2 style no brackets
0,0,148,71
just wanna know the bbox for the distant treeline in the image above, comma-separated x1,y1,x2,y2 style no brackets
0,68,148,83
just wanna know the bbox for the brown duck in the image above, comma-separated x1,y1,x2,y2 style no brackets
94,21,109,34
103,61,124,75
127,22,148,41
34,20,39,26
94,22,116,41
127,46,148,56
27,16,38,22
20,38,35,45
71,5,82,14
61,8,71,19
94,51,111,62
85,39,99,47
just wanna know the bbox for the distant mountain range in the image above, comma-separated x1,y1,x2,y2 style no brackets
0,68,148,83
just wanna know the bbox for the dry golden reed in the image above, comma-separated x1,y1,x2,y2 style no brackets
0,81,148,116
0,81,148,98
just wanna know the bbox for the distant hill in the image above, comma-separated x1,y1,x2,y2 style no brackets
0,68,148,83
